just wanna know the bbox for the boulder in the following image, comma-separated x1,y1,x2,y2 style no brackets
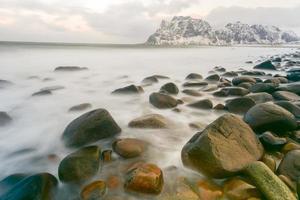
68,103,92,112
185,73,203,80
225,97,256,114
273,91,300,101
0,174,28,196
182,89,202,97
259,132,287,151
241,71,265,76
254,60,276,70
182,114,264,178
187,99,213,109
113,138,146,158
149,93,178,109
0,112,12,126
112,85,144,94
128,114,168,129
54,66,87,71
142,76,158,84
124,163,163,194
237,82,254,89
58,146,101,183
275,101,300,119
224,178,261,200
244,161,296,200
278,83,300,95
0,173,57,200
205,74,220,82
246,92,273,104
244,103,298,133
219,87,249,96
232,77,256,86
32,90,52,96
250,83,277,94
160,82,179,95
81,180,106,200
278,150,300,181
222,71,238,77
183,81,208,87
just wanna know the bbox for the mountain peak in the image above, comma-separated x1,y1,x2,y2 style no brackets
146,17,299,45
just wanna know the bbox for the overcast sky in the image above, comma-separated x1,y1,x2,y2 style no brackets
0,0,300,43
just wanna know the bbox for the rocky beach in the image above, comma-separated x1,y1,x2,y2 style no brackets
0,44,300,200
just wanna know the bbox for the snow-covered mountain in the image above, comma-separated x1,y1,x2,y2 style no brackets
146,16,300,45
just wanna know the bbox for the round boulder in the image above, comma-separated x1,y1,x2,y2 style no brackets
225,97,256,114
128,114,169,129
160,82,179,95
272,91,300,101
113,138,146,158
149,93,178,109
278,150,300,181
232,77,256,86
187,99,213,109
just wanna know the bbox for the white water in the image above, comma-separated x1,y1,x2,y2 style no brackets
0,44,296,183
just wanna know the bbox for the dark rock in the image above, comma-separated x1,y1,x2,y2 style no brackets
58,146,101,183
205,74,220,82
182,89,202,96
112,85,144,94
225,97,256,114
149,92,178,109
278,83,300,95
246,92,273,104
273,91,300,101
214,104,225,110
254,60,276,70
182,114,263,178
278,150,300,181
142,76,158,84
259,132,287,151
185,73,203,80
68,103,92,112
124,163,163,194
113,138,146,158
250,83,277,93
241,71,266,76
39,85,64,92
244,103,298,133
32,90,52,96
237,82,254,89
214,66,226,72
128,114,168,129
0,173,57,200
54,66,87,71
160,82,179,95
187,99,213,109
222,71,238,77
62,109,121,147
183,81,208,87
201,84,218,92
0,112,12,126
0,174,28,196
232,77,256,86
275,101,300,118
218,87,249,96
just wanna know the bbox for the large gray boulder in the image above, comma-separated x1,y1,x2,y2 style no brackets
62,109,121,147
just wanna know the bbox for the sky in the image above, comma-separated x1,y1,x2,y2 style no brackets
0,0,300,43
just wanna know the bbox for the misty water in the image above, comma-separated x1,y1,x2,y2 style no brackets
0,44,297,199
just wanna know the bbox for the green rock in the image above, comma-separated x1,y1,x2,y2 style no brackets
244,161,297,200
62,109,121,147
58,146,101,183
0,173,58,200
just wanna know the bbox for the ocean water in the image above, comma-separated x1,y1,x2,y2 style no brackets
0,43,297,198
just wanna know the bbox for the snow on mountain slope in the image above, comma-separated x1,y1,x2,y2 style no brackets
146,16,300,45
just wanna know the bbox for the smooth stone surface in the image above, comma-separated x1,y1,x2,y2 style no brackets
275,101,300,119
182,114,264,178
182,89,203,96
259,132,287,151
232,76,256,86
218,87,249,96
187,99,213,109
185,73,203,80
278,150,300,181
124,163,163,195
112,85,144,94
250,83,277,94
254,60,276,70
81,180,106,200
246,92,273,104
0,174,28,196
128,114,169,129
244,161,297,200
113,138,146,158
183,81,208,87
205,74,220,82
160,82,179,95
244,102,298,133
273,91,300,101
278,83,300,95
149,92,178,109
68,103,92,112
62,109,121,147
225,97,256,114
58,146,101,183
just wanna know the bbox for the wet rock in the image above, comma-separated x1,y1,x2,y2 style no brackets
32,90,52,96
282,142,300,154
232,77,256,86
264,78,281,85
213,104,225,110
142,76,158,84
273,91,300,101
262,154,276,172
128,114,168,129
182,114,263,178
0,112,12,126
54,66,88,71
244,103,298,133
276,77,289,84
278,83,300,95
189,121,207,131
160,82,179,95
62,109,121,147
246,92,273,104
201,84,218,92
68,103,92,112
225,97,256,114
182,89,202,97
244,161,296,200
222,71,238,77
224,178,261,200
0,173,58,200
278,150,300,181
58,146,101,183
197,180,223,200
183,81,208,87
237,82,254,89
275,101,300,119
81,180,106,200
250,83,277,93
149,92,178,109
187,99,213,109
101,150,113,163
124,163,163,194
241,71,266,76
112,85,144,94
214,66,226,72
113,138,146,158
0,174,28,195
205,74,220,82
218,87,249,96
185,73,203,80
259,132,287,151
278,175,297,193
254,60,276,70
